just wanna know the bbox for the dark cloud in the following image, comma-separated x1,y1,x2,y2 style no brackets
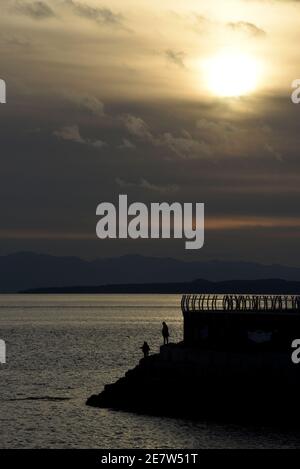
53,124,84,143
65,0,124,27
158,131,212,159
121,114,212,159
115,177,179,194
80,96,105,117
54,124,107,149
122,114,154,141
119,112,282,162
0,34,32,48
0,0,298,265
165,49,186,68
0,92,298,263
227,21,266,37
14,1,55,20
118,138,136,150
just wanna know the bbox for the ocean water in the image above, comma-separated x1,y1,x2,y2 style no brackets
0,293,299,449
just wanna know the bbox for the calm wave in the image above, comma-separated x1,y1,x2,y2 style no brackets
0,294,299,448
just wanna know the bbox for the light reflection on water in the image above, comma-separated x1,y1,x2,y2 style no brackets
0,294,299,449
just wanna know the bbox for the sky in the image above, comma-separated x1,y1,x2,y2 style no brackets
0,0,300,265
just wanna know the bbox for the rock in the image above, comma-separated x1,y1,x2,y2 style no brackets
86,343,300,423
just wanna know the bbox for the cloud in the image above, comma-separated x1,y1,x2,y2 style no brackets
54,125,84,143
122,114,154,141
189,14,266,39
264,143,283,162
1,34,32,48
206,216,300,231
196,118,237,143
190,14,212,34
64,94,106,117
91,139,107,149
65,0,123,27
196,118,283,161
53,124,107,149
118,138,136,150
121,114,211,159
158,131,212,159
165,49,186,68
227,21,266,37
115,177,179,194
52,103,286,166
79,96,105,117
14,1,55,19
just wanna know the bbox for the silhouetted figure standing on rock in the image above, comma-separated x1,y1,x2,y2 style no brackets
162,322,169,345
141,341,150,358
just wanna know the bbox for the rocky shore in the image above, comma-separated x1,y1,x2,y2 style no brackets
86,342,300,422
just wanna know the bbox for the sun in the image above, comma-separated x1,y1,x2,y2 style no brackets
204,50,260,97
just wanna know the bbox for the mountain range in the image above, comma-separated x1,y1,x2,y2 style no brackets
1,251,300,293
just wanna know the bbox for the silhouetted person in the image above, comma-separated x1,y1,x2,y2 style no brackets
162,321,169,345
141,341,150,358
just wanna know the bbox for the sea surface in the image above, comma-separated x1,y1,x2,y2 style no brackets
0,294,299,449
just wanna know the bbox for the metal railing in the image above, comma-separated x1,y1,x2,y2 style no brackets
181,294,300,312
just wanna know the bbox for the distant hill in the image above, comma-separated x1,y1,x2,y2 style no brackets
1,251,300,292
22,278,300,295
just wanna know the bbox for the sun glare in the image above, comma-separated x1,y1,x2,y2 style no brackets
204,51,260,97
